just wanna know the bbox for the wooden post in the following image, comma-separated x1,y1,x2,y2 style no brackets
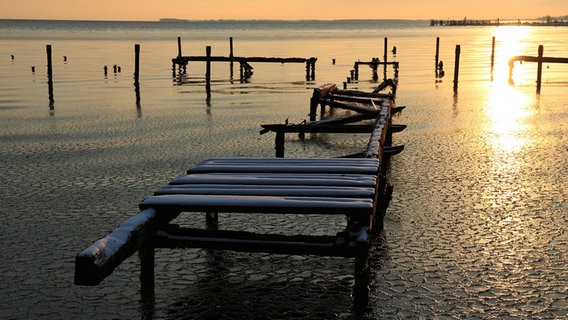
139,243,155,296
310,58,316,80
275,131,285,158
353,248,370,310
305,60,310,81
435,37,440,76
229,37,234,60
134,44,140,83
229,37,234,79
453,45,461,92
536,45,543,93
177,37,182,58
383,37,388,63
46,44,54,108
309,89,320,122
206,46,212,101
490,36,496,71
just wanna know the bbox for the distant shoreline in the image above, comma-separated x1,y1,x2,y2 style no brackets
430,18,568,27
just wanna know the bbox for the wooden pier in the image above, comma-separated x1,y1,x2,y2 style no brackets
75,59,405,311
172,37,317,81
508,45,568,92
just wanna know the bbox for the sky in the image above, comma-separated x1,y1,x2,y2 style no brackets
0,0,566,21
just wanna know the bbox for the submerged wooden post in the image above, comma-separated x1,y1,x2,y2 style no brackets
229,37,234,60
490,36,496,72
46,44,54,108
435,37,440,76
453,45,461,91
536,45,543,93
206,46,212,101
275,131,285,158
134,44,140,83
310,58,316,80
139,241,155,295
383,37,388,63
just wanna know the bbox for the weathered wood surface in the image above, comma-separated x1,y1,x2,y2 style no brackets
189,158,379,174
74,208,157,285
155,184,375,198
139,194,373,217
169,172,377,187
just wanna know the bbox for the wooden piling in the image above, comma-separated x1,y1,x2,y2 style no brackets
453,45,461,91
491,36,496,71
134,44,140,83
536,45,543,93
139,243,155,296
46,44,54,108
177,37,182,58
229,37,234,60
435,37,440,76
206,46,212,101
383,37,388,63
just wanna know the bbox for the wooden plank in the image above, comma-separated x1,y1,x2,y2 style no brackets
196,157,380,166
74,208,157,286
180,56,311,63
139,194,373,217
305,110,380,126
169,173,377,187
333,89,390,98
321,99,376,114
259,124,376,134
155,184,375,198
326,94,389,105
189,164,378,174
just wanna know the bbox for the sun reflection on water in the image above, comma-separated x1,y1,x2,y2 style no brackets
486,84,535,153
492,26,532,85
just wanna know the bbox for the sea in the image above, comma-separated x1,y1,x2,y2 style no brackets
0,19,566,319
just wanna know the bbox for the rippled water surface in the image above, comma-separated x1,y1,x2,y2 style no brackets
0,20,567,319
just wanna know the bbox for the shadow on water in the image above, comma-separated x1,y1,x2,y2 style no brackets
135,232,392,320
137,249,369,320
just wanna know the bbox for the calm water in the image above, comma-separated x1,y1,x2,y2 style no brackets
0,19,567,319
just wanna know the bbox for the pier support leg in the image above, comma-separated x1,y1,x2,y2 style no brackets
46,44,54,109
353,248,370,310
310,60,316,80
275,131,285,158
536,45,543,94
435,37,440,77
206,212,219,228
206,46,212,102
309,89,320,122
453,45,461,92
139,243,155,296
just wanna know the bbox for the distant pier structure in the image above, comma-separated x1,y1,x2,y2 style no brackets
431,18,568,27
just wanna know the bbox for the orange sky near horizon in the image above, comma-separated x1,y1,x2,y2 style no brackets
1,0,566,21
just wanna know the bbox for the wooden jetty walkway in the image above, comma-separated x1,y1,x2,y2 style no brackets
75,62,404,310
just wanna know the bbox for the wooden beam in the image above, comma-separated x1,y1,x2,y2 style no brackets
153,227,368,257
260,124,376,134
74,209,157,286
